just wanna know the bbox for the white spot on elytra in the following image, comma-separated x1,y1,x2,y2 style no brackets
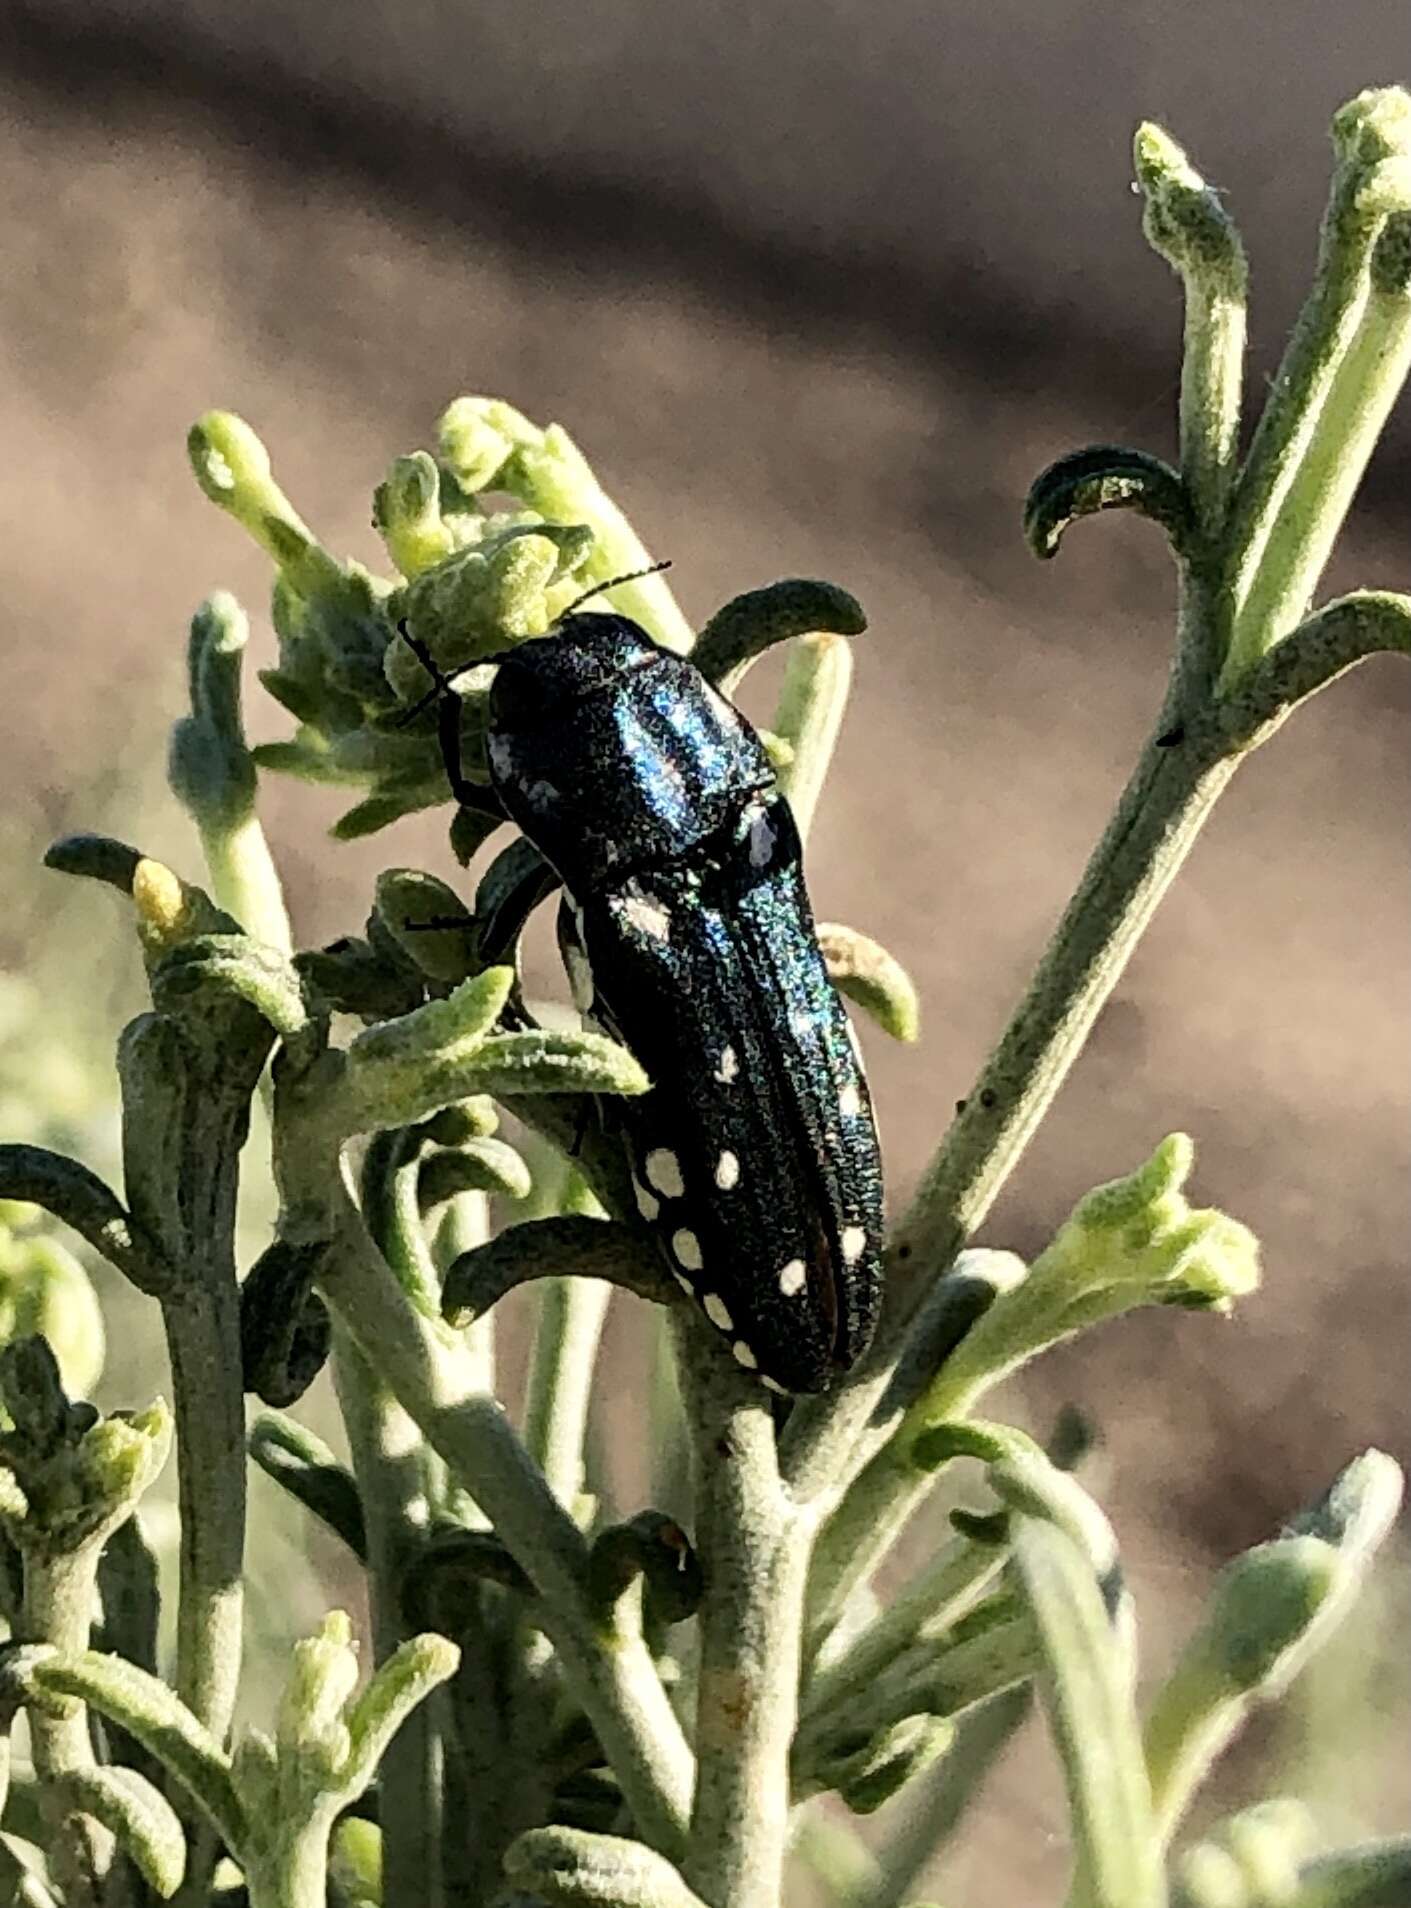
634,1181,660,1223
733,1340,759,1370
703,1292,733,1332
620,892,672,941
841,1226,868,1265
674,1269,694,1294
645,1149,684,1198
673,1229,703,1272
716,1046,739,1084
778,1258,807,1297
714,1150,740,1191
838,1082,862,1119
762,1375,789,1397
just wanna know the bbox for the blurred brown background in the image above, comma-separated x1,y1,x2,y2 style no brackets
1,1,1407,1897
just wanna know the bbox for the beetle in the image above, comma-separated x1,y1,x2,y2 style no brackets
410,599,884,1394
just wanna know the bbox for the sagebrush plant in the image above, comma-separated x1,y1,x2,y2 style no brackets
0,90,1407,1908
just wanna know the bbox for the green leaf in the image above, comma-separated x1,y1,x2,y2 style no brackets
442,1215,668,1327
448,1030,649,1099
27,1653,245,1858
248,1414,367,1561
1143,1451,1403,1842
1010,1517,1164,1908
374,869,477,983
692,579,867,690
53,1767,187,1898
418,1136,533,1206
503,1826,710,1908
0,1147,157,1293
342,1633,460,1798
816,923,920,1042
773,632,852,842
1023,445,1193,561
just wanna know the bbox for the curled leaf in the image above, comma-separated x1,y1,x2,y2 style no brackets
248,1415,367,1561
43,833,145,894
443,1215,669,1328
401,1528,534,1634
445,1030,649,1101
809,1713,954,1815
1024,445,1194,561
167,594,258,834
589,1513,703,1627
1211,589,1411,744
418,1137,533,1207
0,1147,158,1297
239,1239,332,1408
816,923,920,1042
692,580,867,691
341,967,514,1130
475,837,562,965
1134,123,1247,302
149,936,309,1040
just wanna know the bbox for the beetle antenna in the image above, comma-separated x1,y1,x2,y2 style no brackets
394,620,495,727
559,560,672,622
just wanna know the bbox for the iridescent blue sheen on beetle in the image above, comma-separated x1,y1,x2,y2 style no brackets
486,612,884,1394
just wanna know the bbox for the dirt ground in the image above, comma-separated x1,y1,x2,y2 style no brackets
0,19,1406,1898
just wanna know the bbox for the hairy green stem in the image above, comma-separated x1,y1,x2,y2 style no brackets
803,1529,1006,1712
333,1332,444,1908
198,812,292,957
274,1092,694,1854
682,1349,811,1908
22,1552,112,1904
522,1277,611,1509
164,1289,247,1908
891,729,1233,1286
253,1817,334,1908
799,687,1235,1629
164,1295,247,1743
1224,249,1411,683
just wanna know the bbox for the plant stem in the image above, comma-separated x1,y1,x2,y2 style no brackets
198,812,292,956
1223,247,1411,683
22,1550,112,1904
682,1350,811,1908
164,1287,247,1908
252,1816,333,1908
522,1277,611,1509
890,729,1234,1288
333,1332,444,1908
1180,275,1246,541
276,1119,694,1855
803,722,1236,1626
164,1293,247,1743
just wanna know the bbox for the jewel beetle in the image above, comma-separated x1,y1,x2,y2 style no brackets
421,602,886,1394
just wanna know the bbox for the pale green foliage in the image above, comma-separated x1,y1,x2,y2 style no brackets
0,88,1407,1908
